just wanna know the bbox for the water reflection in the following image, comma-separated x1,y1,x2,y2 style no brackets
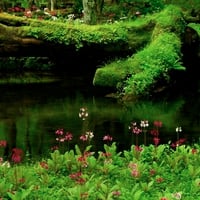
0,80,199,160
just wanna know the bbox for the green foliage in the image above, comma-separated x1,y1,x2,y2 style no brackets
0,57,53,71
7,186,34,200
151,5,186,38
94,5,186,98
124,32,185,96
188,23,200,36
22,20,128,49
167,0,200,11
1,143,200,199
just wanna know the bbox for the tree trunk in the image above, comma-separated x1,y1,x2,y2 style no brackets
82,0,97,25
95,0,104,15
50,0,54,11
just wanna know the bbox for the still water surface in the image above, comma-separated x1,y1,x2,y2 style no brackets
0,75,200,160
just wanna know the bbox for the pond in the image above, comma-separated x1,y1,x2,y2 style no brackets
0,72,200,161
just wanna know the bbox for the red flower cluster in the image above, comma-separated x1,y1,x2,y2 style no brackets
69,171,86,185
11,148,23,163
171,138,186,148
40,161,48,169
55,129,73,142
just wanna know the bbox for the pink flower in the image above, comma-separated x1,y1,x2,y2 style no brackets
103,135,113,141
112,190,121,197
150,129,159,137
171,138,186,148
154,121,162,128
135,145,143,152
55,128,64,135
69,171,86,185
11,148,23,163
65,132,73,141
0,140,7,147
69,171,82,179
132,127,142,135
80,134,88,141
153,137,160,146
131,169,140,177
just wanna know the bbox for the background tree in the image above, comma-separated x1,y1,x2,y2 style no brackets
82,0,97,24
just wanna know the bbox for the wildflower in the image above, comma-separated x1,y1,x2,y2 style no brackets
156,177,164,183
135,145,143,152
77,155,88,167
79,107,88,120
65,132,73,141
51,145,59,151
129,162,140,177
129,121,142,134
55,128,64,135
101,152,112,157
40,161,48,169
154,121,162,128
173,192,182,199
153,137,160,146
11,148,23,164
171,138,186,148
150,129,159,137
76,177,86,185
69,171,82,179
191,148,198,154
85,131,94,140
132,127,142,135
128,163,138,170
131,169,140,178
69,171,86,184
176,127,182,133
80,134,88,141
112,190,121,197
149,169,156,176
19,177,25,183
128,122,136,130
103,135,113,141
0,140,7,147
140,120,149,128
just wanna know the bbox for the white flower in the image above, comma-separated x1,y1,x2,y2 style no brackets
173,192,182,199
176,127,182,133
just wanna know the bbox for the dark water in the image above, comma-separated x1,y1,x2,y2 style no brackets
0,74,200,160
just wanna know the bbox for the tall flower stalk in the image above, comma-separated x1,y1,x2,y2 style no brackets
129,122,142,146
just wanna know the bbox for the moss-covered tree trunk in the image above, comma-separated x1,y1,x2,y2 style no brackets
82,0,97,24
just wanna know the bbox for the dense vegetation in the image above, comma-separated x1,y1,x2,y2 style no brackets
0,0,200,98
1,139,200,199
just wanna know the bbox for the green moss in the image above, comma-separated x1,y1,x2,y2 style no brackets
188,23,200,36
93,5,186,98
